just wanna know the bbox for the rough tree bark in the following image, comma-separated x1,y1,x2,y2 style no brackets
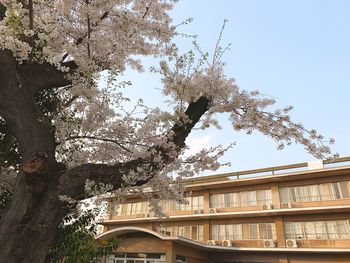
0,50,210,262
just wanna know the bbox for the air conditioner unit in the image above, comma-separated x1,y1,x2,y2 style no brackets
193,209,203,214
281,202,293,209
141,213,150,218
286,239,298,248
207,240,216,246
261,203,273,210
209,208,218,213
222,240,232,247
263,239,276,247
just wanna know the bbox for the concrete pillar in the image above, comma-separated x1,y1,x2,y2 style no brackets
203,190,210,212
275,216,286,247
165,241,174,263
203,219,210,243
278,254,289,263
271,183,281,209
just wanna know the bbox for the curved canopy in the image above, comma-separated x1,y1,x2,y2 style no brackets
96,226,170,241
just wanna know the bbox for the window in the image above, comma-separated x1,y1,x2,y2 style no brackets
159,196,204,212
211,225,218,240
176,196,204,211
339,182,350,199
224,192,240,207
242,224,250,239
210,193,225,208
210,189,272,208
326,221,338,239
285,220,350,240
293,222,304,239
160,200,176,212
156,225,172,236
218,225,226,240
183,226,191,239
109,253,166,263
117,201,149,215
257,190,272,205
118,197,204,215
298,186,309,202
177,197,191,211
315,221,327,239
304,222,316,239
248,224,258,239
178,226,184,237
259,223,275,239
280,180,350,204
307,185,320,201
320,183,334,200
332,183,342,199
284,222,304,239
192,196,204,210
211,223,276,240
336,220,350,239
240,191,255,206
156,225,203,241
279,187,290,203
233,224,243,239
198,225,204,240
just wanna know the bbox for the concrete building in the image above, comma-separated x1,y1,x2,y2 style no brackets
97,157,350,263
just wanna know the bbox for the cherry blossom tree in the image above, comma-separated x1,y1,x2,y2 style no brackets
0,1,334,262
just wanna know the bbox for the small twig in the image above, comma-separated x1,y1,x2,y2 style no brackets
65,135,131,153
61,11,109,63
63,94,79,107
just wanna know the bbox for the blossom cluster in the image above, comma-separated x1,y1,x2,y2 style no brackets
0,1,336,211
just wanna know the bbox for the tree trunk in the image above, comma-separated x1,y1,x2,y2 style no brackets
0,50,210,262
0,174,67,263
0,50,68,262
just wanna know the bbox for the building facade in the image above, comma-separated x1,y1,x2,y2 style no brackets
97,158,350,263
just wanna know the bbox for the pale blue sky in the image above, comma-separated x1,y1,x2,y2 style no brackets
122,0,350,173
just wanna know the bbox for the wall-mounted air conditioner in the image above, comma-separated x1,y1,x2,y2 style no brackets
261,203,273,210
281,202,293,209
141,212,150,218
222,240,232,247
207,240,216,246
209,208,218,213
263,239,276,247
286,239,298,248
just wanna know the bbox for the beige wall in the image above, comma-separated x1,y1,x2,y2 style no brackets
208,252,350,263
115,236,170,254
209,251,279,263
284,254,350,263
114,236,172,263
172,243,208,263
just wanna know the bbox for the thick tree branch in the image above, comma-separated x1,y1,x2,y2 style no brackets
0,50,77,95
20,60,77,93
0,50,56,164
0,170,16,193
58,96,210,200
28,0,34,30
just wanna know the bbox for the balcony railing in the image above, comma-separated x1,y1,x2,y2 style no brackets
185,156,350,185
